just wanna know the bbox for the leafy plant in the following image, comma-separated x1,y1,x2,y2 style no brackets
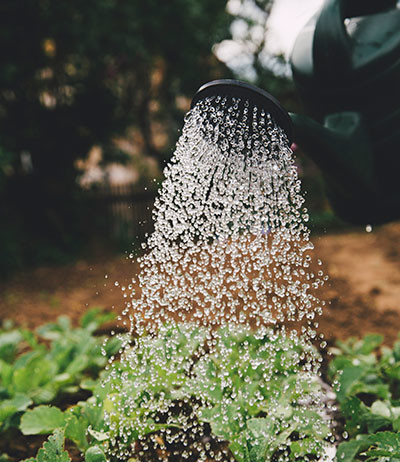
0,308,121,434
21,429,71,462
1,313,333,461
20,323,329,461
191,326,329,461
330,333,400,461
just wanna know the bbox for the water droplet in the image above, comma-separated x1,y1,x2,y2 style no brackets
99,94,329,461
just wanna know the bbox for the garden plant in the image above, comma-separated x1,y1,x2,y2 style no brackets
1,309,400,461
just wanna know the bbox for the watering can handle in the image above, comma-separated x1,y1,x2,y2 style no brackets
313,0,397,82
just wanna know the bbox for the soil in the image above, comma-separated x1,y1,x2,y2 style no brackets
1,222,400,345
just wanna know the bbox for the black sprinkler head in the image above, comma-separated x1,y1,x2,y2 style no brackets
191,79,293,145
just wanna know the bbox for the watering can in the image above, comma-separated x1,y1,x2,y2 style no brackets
191,0,399,224
290,0,400,224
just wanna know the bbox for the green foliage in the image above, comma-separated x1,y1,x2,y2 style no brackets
216,0,297,110
364,432,400,460
20,406,66,435
330,333,400,461
190,327,328,461
0,393,33,429
21,429,71,462
84,446,107,462
6,320,329,461
0,308,121,434
0,0,232,275
21,315,400,462
19,396,108,454
0,329,23,363
89,324,328,461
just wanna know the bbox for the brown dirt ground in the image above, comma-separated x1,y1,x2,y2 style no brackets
1,221,400,344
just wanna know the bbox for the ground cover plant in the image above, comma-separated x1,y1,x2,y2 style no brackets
0,309,122,461
330,334,400,461
3,310,400,462
1,313,331,462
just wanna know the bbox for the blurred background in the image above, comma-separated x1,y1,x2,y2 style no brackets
1,0,400,345
0,0,332,276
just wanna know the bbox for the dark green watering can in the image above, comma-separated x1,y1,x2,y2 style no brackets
290,0,400,224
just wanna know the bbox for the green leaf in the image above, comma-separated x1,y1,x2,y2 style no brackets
384,363,400,381
336,366,364,402
80,379,98,392
366,413,393,434
20,406,66,435
199,403,242,441
336,437,371,462
0,455,12,462
246,419,272,461
290,437,321,459
351,381,391,401
393,416,400,432
371,401,391,418
246,418,274,439
56,317,71,332
32,387,58,404
341,397,392,435
64,355,89,376
341,397,368,434
0,393,32,423
80,399,105,431
0,330,23,362
20,329,41,350
84,446,107,462
0,359,13,388
36,429,70,462
393,339,400,361
65,415,89,451
364,432,400,459
359,334,384,355
87,427,109,442
13,357,56,397
80,308,115,332
229,440,247,462
80,308,103,329
102,336,123,357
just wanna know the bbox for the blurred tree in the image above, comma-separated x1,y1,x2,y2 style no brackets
0,0,231,272
215,0,298,110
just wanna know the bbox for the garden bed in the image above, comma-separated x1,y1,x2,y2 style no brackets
1,223,400,460
1,222,400,343
1,309,400,461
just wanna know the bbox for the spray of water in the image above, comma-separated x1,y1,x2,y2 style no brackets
103,95,330,460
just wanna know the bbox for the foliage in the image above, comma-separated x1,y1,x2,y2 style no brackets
21,428,70,462
191,326,329,461
0,308,121,434
329,334,400,461
0,0,232,274
215,0,297,110
12,312,400,461
8,322,329,461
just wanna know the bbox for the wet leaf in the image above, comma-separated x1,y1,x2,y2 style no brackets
85,446,107,462
336,437,371,462
363,432,400,459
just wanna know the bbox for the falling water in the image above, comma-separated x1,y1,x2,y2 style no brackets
103,95,330,460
